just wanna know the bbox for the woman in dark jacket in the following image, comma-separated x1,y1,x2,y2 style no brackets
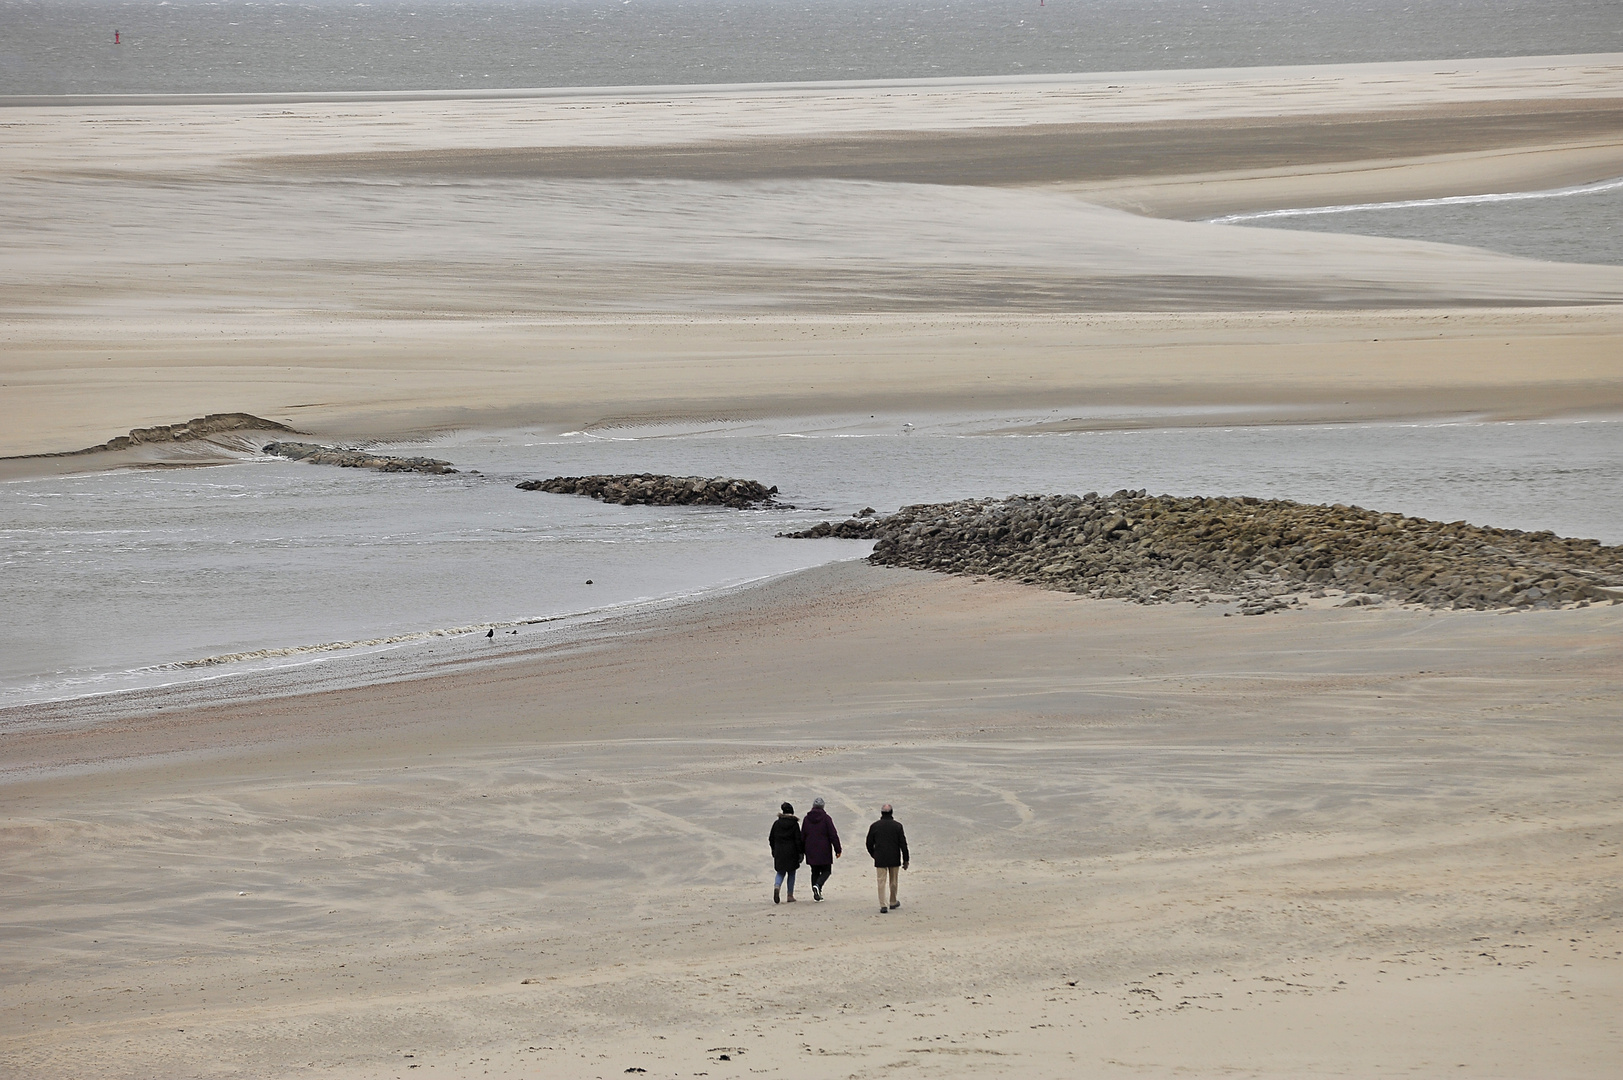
768,802,804,904
800,797,842,902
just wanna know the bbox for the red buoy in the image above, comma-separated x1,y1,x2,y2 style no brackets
114,29,121,44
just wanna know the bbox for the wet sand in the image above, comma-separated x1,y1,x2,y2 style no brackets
261,99,1623,215
4,57,1623,460
6,307,1623,470
2,563,1620,1077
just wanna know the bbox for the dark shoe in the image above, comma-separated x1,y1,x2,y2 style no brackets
786,894,797,903
880,905,888,913
773,888,780,904
889,899,900,909
812,886,822,901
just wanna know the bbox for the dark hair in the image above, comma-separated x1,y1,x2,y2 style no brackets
781,802,794,814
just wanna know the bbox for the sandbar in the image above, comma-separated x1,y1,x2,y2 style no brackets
4,56,1623,461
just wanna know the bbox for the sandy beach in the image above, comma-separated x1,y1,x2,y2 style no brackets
4,54,1623,1078
3,563,1621,1077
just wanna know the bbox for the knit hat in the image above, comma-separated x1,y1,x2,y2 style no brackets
781,801,794,814
813,797,825,808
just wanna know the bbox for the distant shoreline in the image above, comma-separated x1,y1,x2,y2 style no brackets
6,53,1620,108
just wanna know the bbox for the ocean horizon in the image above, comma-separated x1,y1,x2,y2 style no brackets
4,0,1621,97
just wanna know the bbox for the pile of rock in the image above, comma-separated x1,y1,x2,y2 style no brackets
517,474,783,509
262,441,458,474
783,490,1623,612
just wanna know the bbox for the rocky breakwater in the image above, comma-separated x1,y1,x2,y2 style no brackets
263,441,458,474
517,474,784,509
784,491,1623,613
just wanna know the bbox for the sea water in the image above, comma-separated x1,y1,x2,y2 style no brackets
5,415,1622,709
4,0,1619,98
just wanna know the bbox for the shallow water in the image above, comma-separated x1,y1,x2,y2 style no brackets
5,414,1621,709
1217,178,1623,268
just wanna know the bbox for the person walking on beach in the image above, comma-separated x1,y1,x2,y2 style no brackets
769,802,804,904
866,803,909,913
801,797,842,902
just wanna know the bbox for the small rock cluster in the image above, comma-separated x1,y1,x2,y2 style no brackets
517,474,783,508
262,441,458,474
783,490,1623,612
785,516,885,540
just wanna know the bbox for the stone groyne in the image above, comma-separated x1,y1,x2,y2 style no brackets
518,474,783,509
262,441,459,474
783,491,1623,612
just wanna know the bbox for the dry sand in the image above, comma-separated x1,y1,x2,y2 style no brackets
4,56,1623,1078
2,563,1620,1078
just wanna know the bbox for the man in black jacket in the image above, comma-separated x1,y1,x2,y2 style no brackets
865,803,910,913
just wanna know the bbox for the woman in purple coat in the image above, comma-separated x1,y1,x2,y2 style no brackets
800,797,843,902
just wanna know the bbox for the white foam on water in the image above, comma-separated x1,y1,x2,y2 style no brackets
1207,176,1623,224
